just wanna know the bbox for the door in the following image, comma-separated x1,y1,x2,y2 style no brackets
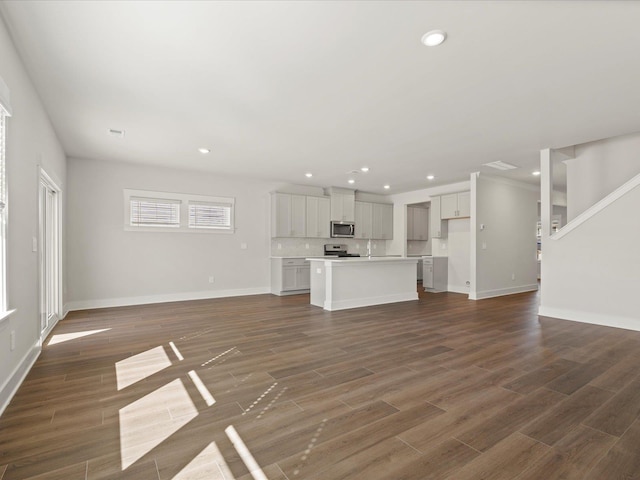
39,170,61,337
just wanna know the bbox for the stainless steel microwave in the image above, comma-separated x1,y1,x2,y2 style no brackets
330,221,355,238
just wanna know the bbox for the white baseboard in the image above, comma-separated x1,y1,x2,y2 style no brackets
470,284,539,300
447,284,471,295
65,286,271,312
324,292,418,311
0,342,41,418
538,306,640,332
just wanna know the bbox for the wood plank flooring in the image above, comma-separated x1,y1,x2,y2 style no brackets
1,289,640,479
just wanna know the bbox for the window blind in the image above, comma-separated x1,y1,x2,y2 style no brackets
130,197,181,227
188,201,232,229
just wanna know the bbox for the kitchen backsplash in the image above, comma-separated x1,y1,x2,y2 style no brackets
407,240,432,256
271,238,387,257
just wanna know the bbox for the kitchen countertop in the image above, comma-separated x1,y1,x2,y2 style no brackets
307,256,418,263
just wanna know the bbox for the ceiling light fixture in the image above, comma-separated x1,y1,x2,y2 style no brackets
305,173,313,178
348,179,355,184
421,30,447,47
361,167,369,173
426,175,435,180
198,147,211,154
532,171,541,176
383,185,390,190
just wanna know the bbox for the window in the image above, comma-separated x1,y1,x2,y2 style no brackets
0,79,11,315
124,189,234,233
188,201,232,230
130,197,181,228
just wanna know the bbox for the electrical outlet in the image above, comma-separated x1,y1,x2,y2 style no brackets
305,243,309,249
482,242,487,250
208,276,215,284
511,273,516,281
240,243,247,250
10,330,15,351
277,243,282,250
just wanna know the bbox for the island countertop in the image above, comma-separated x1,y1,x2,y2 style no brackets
306,256,415,263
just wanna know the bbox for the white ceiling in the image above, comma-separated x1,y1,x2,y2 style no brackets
2,0,640,194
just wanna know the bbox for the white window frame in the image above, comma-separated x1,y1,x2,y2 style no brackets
124,189,235,233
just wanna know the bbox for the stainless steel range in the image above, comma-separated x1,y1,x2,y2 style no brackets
324,244,361,258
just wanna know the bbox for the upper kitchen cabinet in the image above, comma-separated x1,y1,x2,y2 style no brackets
429,196,447,238
440,191,471,219
329,188,355,222
372,203,393,240
407,206,429,240
306,196,330,238
354,201,373,239
271,192,306,238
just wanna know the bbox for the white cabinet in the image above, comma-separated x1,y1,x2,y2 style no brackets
416,258,423,281
330,191,355,222
423,256,448,292
407,206,429,240
354,201,373,239
441,191,470,219
271,258,310,295
271,193,306,238
306,196,330,238
372,203,393,240
429,196,446,239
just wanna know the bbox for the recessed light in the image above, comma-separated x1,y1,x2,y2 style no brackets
361,167,369,173
421,30,447,47
532,171,541,176
426,175,435,180
305,173,313,178
383,185,390,190
198,147,211,154
348,179,355,184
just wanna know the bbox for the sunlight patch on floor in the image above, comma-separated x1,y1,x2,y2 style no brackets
225,425,268,480
188,370,215,407
116,345,171,390
119,379,197,469
47,328,111,345
173,441,234,480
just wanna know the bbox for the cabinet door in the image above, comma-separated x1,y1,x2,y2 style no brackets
423,262,434,288
457,191,471,218
407,206,415,240
306,196,319,238
413,208,428,240
355,201,372,239
372,203,393,239
272,193,292,237
317,197,330,238
429,196,443,238
342,194,355,222
290,195,306,237
330,194,344,222
296,266,311,290
282,266,298,291
440,193,458,219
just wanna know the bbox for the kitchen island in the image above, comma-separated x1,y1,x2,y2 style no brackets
307,256,419,311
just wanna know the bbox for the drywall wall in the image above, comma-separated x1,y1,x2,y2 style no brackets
471,174,538,299
567,131,640,221
66,157,278,309
540,177,640,330
447,218,470,294
0,16,67,414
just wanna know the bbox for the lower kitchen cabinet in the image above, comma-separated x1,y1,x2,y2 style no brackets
422,256,448,292
271,257,311,295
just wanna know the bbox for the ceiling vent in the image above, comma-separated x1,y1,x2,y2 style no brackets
108,128,125,138
482,161,518,171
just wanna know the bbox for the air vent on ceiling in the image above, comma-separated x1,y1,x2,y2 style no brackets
109,128,125,138
483,161,518,171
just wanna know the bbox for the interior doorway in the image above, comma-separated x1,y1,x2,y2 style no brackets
39,168,62,339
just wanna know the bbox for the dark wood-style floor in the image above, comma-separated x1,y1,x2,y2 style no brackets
1,288,640,479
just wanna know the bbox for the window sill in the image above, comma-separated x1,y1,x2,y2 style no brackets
0,308,16,327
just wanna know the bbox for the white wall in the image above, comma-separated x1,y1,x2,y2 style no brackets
470,174,538,299
567,131,640,221
447,218,470,294
540,178,640,330
66,157,278,309
0,16,67,414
